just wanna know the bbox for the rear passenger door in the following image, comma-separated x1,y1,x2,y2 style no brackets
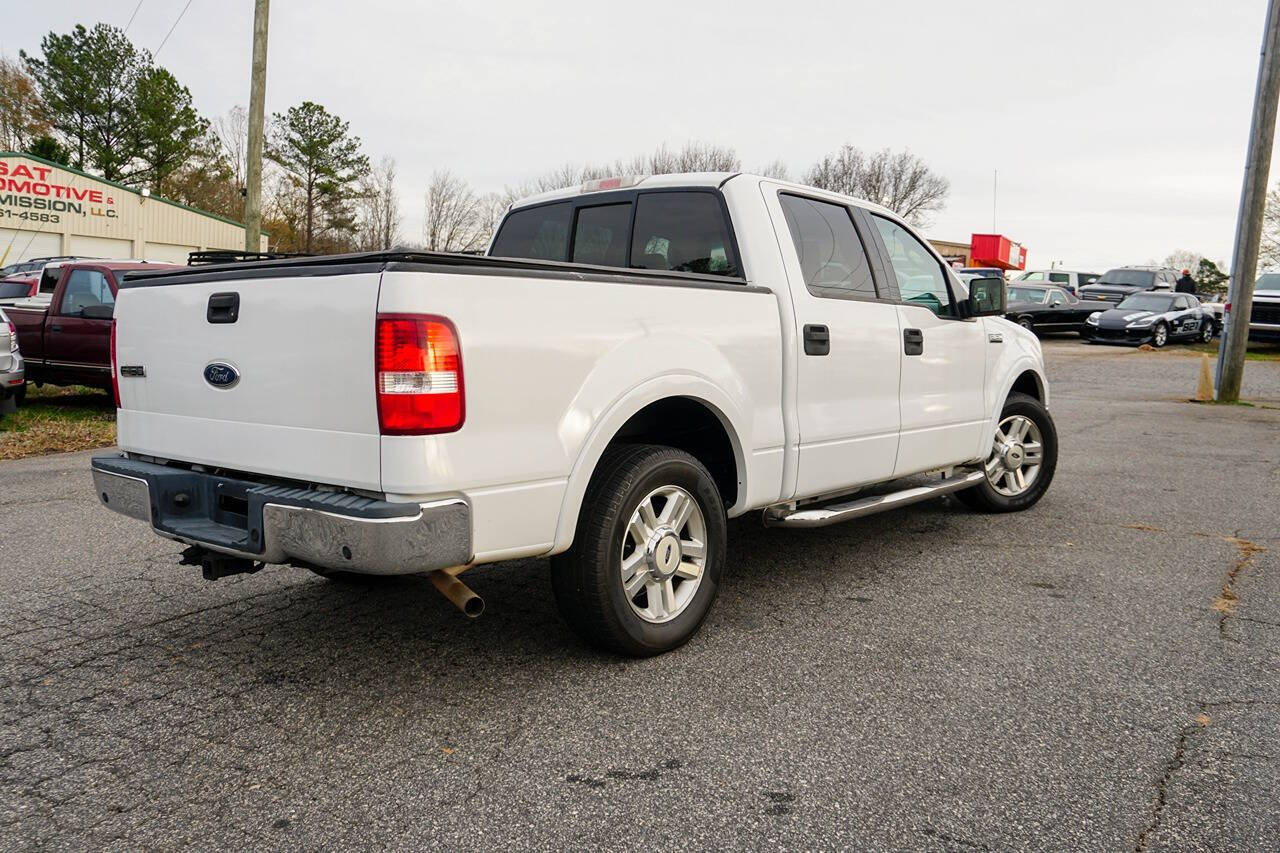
866,215,989,476
768,191,903,498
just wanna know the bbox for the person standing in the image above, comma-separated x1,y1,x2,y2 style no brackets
1175,268,1197,293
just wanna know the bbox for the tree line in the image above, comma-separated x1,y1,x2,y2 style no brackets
0,20,952,255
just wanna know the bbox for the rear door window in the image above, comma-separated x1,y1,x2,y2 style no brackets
778,194,877,297
630,192,737,275
572,203,632,267
1048,272,1069,284
490,202,572,261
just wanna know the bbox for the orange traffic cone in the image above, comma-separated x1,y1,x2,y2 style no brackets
1195,354,1214,402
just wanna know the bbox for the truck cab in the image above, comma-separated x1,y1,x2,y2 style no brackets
8,261,180,390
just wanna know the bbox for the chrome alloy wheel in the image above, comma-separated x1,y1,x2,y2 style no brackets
620,485,707,624
984,414,1044,497
1152,323,1168,347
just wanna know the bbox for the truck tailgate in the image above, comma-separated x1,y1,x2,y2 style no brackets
114,270,383,490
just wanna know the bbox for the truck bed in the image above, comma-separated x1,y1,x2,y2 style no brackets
115,251,784,561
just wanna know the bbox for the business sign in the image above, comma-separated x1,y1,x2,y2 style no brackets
0,158,119,228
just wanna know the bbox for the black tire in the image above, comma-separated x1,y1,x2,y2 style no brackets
13,384,25,407
1200,320,1215,343
1151,322,1169,348
1017,317,1035,333
551,444,727,657
956,392,1058,514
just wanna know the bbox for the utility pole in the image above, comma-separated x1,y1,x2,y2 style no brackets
992,169,998,232
243,0,270,254
1218,0,1280,401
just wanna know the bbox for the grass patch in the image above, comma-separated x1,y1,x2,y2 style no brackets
1181,341,1280,362
0,385,116,460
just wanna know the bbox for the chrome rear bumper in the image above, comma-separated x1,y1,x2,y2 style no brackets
91,455,472,575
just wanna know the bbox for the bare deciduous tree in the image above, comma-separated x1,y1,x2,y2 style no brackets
1260,183,1280,271
423,169,490,253
1162,249,1203,273
503,141,745,204
210,105,249,189
802,145,950,226
755,158,791,180
356,156,401,251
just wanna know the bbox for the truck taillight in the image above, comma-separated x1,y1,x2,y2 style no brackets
110,320,120,408
375,314,464,435
6,321,16,352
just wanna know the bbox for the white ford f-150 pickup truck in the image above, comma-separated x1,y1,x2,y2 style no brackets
93,172,1056,655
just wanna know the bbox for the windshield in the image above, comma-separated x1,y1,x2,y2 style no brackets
1007,286,1047,303
1097,269,1156,287
1257,273,1280,292
0,282,32,299
1116,293,1175,312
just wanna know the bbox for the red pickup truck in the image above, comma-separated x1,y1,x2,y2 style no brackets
6,261,180,390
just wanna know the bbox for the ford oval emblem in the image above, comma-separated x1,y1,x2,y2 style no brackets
203,362,240,388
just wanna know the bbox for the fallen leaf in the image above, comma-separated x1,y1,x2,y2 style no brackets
1195,713,1211,727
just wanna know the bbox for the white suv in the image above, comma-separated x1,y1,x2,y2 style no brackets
1010,269,1100,296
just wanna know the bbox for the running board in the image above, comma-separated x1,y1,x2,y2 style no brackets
762,470,985,529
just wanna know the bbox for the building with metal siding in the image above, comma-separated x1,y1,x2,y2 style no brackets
0,152,266,266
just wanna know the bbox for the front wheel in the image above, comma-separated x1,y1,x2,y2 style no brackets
551,444,726,656
957,392,1058,513
1151,322,1169,348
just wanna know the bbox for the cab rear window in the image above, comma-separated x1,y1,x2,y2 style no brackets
490,202,572,261
491,190,739,277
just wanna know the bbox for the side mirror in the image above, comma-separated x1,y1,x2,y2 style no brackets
965,276,1006,317
79,303,115,320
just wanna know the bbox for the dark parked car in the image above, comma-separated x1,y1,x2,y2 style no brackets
1081,291,1216,347
0,255,93,278
1004,284,1098,333
1077,266,1178,306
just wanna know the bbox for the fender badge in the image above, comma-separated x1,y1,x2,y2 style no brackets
119,365,146,377
203,362,240,388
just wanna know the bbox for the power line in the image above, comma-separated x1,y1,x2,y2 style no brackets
154,0,195,58
124,0,145,33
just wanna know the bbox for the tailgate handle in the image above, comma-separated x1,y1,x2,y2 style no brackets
207,292,240,324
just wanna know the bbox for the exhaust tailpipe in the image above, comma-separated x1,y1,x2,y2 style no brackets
429,569,484,618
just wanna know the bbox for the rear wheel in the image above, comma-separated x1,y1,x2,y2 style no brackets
551,444,726,656
1017,317,1035,333
1200,320,1215,343
957,392,1057,513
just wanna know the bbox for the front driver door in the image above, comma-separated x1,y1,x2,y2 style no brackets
48,266,115,386
866,214,990,476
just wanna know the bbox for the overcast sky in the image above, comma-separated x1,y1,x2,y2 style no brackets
3,1,1272,271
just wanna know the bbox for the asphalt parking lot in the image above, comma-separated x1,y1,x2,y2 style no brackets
2,340,1278,850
